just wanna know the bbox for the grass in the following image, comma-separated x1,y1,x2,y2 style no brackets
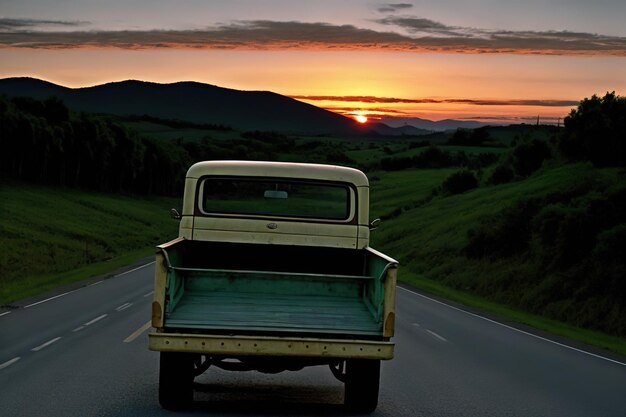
401,271,626,357
368,162,626,354
372,163,600,263
0,247,154,305
0,182,179,305
369,168,457,219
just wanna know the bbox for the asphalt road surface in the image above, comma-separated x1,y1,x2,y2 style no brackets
1,261,625,416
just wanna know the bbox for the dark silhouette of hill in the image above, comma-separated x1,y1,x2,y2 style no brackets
367,122,431,136
0,77,365,135
379,116,494,131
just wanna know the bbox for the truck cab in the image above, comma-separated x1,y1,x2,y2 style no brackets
178,160,373,248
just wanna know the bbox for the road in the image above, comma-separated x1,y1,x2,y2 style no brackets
1,261,625,416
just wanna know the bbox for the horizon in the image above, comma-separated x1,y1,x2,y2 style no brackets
2,75,566,126
1,1,624,124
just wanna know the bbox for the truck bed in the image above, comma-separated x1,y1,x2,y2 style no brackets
167,289,381,335
158,241,396,338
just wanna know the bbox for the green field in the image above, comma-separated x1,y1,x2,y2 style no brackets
0,183,179,304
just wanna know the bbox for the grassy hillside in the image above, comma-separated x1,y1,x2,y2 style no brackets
0,183,179,304
369,163,626,353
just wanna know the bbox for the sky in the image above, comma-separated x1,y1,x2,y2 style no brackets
1,0,625,124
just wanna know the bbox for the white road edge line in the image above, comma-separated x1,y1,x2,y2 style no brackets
143,291,154,298
398,286,626,367
89,280,104,286
23,289,79,309
73,326,85,332
116,303,132,312
426,329,448,342
31,337,62,352
20,261,154,310
0,311,11,318
0,357,21,370
116,261,155,278
84,314,107,326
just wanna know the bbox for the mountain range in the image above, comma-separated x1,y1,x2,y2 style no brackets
0,77,494,135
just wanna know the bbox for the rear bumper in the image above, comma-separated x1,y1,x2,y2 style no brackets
149,332,394,360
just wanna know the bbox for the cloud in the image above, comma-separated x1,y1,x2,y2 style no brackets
0,18,89,31
315,105,410,115
0,18,624,56
291,95,579,107
375,16,626,56
377,3,414,13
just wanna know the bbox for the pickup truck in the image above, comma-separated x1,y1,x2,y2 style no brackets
148,160,398,412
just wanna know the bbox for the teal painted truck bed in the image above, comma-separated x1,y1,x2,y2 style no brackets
159,241,396,338
167,289,381,335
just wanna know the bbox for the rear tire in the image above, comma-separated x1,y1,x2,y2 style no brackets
159,352,195,410
344,359,380,413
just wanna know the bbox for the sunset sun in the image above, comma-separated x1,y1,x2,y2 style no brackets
354,114,368,123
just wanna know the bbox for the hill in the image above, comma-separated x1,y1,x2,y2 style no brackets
370,163,626,343
0,77,364,135
379,116,495,131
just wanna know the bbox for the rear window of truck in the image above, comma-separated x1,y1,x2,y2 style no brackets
200,177,351,221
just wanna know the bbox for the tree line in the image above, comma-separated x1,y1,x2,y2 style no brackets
0,95,355,195
0,96,188,195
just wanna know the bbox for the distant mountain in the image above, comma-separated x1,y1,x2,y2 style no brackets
367,123,432,136
0,77,364,135
379,116,498,132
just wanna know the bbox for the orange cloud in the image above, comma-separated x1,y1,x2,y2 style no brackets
291,95,579,107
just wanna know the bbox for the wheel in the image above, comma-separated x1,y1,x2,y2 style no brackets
344,359,381,413
158,352,195,410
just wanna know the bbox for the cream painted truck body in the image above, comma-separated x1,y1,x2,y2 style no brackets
149,161,398,412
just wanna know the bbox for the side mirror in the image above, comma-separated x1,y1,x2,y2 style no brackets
369,218,381,231
170,208,182,220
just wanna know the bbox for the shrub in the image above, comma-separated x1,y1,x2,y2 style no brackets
440,170,478,196
465,199,540,258
488,164,515,185
512,139,552,177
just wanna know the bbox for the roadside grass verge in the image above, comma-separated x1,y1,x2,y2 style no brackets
402,271,626,357
0,182,179,305
0,247,154,305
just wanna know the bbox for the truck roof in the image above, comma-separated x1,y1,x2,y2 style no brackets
186,160,369,187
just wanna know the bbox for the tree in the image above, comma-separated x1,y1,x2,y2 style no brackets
559,92,626,167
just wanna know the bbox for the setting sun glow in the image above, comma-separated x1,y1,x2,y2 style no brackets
354,114,368,123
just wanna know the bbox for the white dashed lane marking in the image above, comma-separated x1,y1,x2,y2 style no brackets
116,303,132,312
31,337,62,352
84,314,107,326
0,357,21,370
